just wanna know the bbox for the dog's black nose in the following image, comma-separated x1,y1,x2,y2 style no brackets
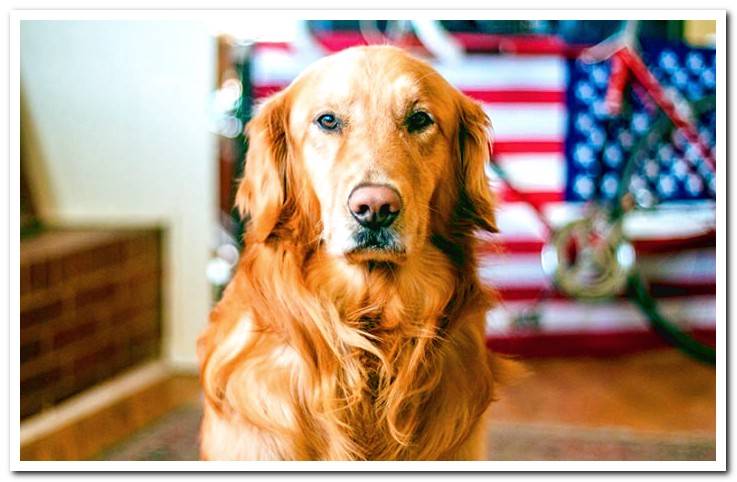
348,184,401,229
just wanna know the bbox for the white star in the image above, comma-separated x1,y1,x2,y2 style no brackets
618,130,634,149
629,174,646,192
575,113,594,133
644,159,659,180
576,81,595,102
592,99,609,118
686,52,705,73
701,68,716,89
604,144,623,167
602,173,619,198
574,144,595,168
591,65,609,88
574,175,595,199
659,51,679,73
588,127,606,149
657,175,677,197
672,158,689,178
657,144,674,162
631,112,650,134
685,173,704,196
672,70,689,89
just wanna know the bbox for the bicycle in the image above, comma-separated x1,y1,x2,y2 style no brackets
489,20,717,364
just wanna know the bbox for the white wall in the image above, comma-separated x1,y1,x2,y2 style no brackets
21,21,217,367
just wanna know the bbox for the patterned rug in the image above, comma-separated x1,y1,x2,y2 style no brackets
96,402,715,461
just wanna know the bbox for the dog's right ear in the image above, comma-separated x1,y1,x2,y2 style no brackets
456,93,498,234
235,93,290,243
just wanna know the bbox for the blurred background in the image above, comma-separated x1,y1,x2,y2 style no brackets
19,17,717,461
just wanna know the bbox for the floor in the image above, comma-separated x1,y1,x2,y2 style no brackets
20,348,716,461
20,375,201,461
491,349,715,433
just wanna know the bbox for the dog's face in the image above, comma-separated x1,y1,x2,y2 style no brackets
237,46,496,266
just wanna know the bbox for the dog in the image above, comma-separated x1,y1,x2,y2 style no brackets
197,45,511,461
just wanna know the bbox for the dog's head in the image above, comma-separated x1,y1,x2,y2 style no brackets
236,45,496,266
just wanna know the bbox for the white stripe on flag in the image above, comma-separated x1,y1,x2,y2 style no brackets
494,153,565,192
492,202,717,242
493,202,548,239
252,50,310,86
433,55,566,91
478,248,716,289
639,249,717,282
623,204,717,239
483,103,566,141
478,253,550,288
486,295,716,334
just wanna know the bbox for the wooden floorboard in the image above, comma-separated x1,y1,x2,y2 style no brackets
491,348,715,435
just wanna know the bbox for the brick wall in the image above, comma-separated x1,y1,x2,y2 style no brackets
20,228,162,420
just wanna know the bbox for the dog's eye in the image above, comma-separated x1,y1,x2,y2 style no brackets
406,111,434,133
316,113,341,132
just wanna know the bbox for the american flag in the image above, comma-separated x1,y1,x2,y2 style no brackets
248,30,716,356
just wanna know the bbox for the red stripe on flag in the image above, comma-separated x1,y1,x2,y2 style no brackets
253,85,286,99
311,31,367,52
497,189,563,205
252,42,294,52
633,231,716,252
493,141,564,154
464,89,564,104
309,31,589,57
486,327,715,358
480,230,717,255
493,281,716,301
311,31,423,52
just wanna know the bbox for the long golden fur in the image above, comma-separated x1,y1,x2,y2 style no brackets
198,45,510,460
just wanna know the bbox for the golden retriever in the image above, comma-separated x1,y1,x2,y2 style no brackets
197,45,509,461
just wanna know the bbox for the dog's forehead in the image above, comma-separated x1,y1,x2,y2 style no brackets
294,47,443,107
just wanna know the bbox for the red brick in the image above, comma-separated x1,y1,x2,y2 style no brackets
20,394,43,420
46,258,63,289
20,340,42,364
72,342,118,373
52,319,99,350
21,366,61,396
70,364,101,393
109,305,142,327
20,351,56,381
61,252,84,278
74,283,116,310
87,244,123,272
20,324,43,346
62,245,120,278
21,299,63,328
52,377,84,404
113,308,158,341
29,261,48,291
20,265,31,295
19,228,163,419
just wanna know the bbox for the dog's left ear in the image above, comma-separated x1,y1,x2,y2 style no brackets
456,94,498,233
235,93,290,243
